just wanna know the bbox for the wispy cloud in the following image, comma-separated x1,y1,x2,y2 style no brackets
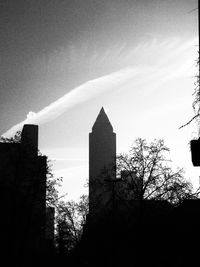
2,37,197,138
3,68,138,137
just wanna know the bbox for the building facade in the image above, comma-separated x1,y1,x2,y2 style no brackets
0,125,48,260
89,107,116,220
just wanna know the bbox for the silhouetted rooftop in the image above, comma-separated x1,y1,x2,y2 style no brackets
92,107,113,132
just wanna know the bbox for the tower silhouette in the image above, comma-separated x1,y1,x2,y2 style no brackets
89,107,116,219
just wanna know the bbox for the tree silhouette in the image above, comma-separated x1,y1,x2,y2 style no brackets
55,195,88,254
0,130,22,143
180,54,199,129
116,138,199,205
45,159,63,207
85,139,200,267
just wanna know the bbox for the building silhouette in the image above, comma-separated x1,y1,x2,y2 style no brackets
1,109,200,266
0,124,54,263
82,107,200,267
89,107,116,220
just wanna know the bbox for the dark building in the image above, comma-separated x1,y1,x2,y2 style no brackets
89,107,116,220
82,108,200,267
0,124,51,262
45,206,55,254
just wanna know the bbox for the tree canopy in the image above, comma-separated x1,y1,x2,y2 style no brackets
117,138,199,205
55,195,89,253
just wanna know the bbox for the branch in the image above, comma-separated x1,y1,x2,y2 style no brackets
179,114,200,129
144,173,175,200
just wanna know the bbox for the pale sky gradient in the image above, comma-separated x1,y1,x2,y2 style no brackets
0,0,199,200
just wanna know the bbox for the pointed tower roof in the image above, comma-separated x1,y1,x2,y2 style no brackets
92,107,113,132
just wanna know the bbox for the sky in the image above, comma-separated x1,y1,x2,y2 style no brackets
0,0,199,200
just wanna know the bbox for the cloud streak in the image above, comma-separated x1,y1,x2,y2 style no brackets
2,37,197,138
3,68,138,137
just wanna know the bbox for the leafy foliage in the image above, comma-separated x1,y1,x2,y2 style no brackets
0,131,21,143
45,158,63,207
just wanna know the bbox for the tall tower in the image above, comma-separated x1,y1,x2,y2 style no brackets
89,107,116,219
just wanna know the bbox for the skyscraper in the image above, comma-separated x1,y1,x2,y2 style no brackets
89,107,116,219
